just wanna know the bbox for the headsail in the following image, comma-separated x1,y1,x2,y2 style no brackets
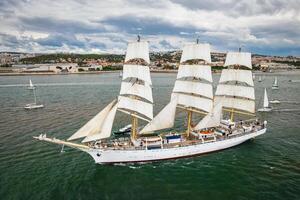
193,101,223,130
81,103,118,143
67,99,117,141
140,97,178,134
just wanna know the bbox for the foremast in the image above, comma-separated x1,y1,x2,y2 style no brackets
65,35,153,144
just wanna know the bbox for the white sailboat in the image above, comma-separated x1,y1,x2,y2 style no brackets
28,79,35,90
24,87,44,110
258,88,272,112
34,41,267,164
258,76,262,82
272,77,279,90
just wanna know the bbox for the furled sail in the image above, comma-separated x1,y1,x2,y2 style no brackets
81,103,118,143
180,43,211,63
177,65,212,82
263,88,269,108
215,51,255,114
224,52,252,69
139,97,178,134
67,100,117,141
125,41,150,64
193,102,223,130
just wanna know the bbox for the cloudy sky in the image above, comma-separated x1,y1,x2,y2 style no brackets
0,0,299,55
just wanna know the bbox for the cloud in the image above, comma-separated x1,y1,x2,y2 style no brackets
0,0,299,56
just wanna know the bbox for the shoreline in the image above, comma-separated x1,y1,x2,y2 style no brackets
0,69,299,76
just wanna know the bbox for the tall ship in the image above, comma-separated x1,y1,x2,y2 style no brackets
34,39,267,164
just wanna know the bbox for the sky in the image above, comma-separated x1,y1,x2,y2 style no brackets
0,0,299,56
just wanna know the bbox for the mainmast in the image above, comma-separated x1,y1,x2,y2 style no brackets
140,40,213,137
215,50,255,121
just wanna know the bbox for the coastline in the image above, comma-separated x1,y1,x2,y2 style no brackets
0,69,299,76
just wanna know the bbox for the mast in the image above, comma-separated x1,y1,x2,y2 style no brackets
68,36,153,143
33,88,37,104
215,50,255,121
118,35,153,141
140,40,213,136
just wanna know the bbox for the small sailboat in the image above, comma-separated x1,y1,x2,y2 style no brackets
28,79,35,90
258,76,262,82
272,77,279,90
258,88,272,112
119,71,123,78
24,87,44,110
269,100,280,104
114,124,132,135
34,39,267,164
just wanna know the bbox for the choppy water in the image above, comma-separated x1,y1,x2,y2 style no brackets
0,72,299,200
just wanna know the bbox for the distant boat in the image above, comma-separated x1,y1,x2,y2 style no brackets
24,87,44,110
288,79,300,83
258,76,262,82
114,124,132,135
253,74,255,80
258,88,272,112
28,79,35,90
269,100,280,104
272,77,279,90
119,71,123,78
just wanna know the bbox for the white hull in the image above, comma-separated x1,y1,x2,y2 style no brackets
24,104,44,109
27,86,35,90
258,107,272,112
85,128,266,164
272,86,278,90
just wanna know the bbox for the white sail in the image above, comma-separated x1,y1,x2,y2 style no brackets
173,80,213,99
219,69,254,86
263,88,269,108
215,84,255,100
224,52,252,69
177,65,213,83
82,103,118,143
125,41,150,64
172,93,213,113
140,98,178,134
67,100,117,141
120,82,153,103
180,43,211,63
273,77,278,86
215,96,255,113
29,79,34,87
193,102,223,130
122,64,152,85
117,96,153,120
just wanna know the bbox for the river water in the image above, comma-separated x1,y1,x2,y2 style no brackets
0,72,299,200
